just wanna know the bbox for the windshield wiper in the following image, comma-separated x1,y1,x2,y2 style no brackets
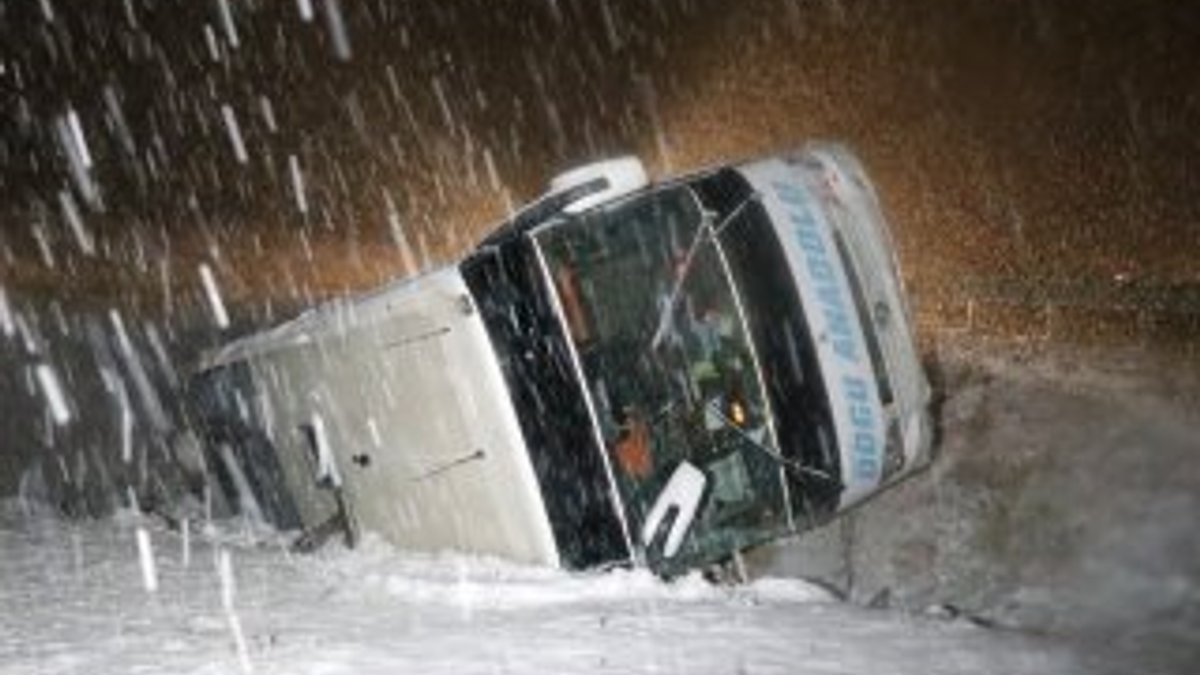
704,399,841,488
648,193,758,351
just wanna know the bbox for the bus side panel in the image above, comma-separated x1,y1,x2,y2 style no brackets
305,276,559,566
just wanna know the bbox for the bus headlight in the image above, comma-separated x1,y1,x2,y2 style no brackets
729,399,746,427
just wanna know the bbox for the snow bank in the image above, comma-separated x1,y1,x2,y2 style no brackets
304,532,837,612
0,507,1083,675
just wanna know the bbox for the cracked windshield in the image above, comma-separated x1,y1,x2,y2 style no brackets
537,187,790,568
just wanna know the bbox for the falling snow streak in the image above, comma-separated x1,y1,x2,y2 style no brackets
204,23,221,62
216,0,240,49
57,190,95,256
102,85,137,156
37,0,55,23
144,322,180,388
218,549,254,674
0,286,14,338
383,190,417,275
258,96,278,134
35,362,71,426
181,518,192,568
221,104,249,165
135,527,158,593
108,309,171,432
53,114,102,212
288,155,308,215
100,367,134,463
30,222,56,268
322,0,352,61
66,109,93,168
199,263,231,329
0,0,1193,313
296,0,315,23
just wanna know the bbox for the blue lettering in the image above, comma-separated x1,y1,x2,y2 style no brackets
849,398,873,428
828,310,852,342
773,181,807,206
845,375,864,397
844,375,879,481
773,179,861,365
820,290,857,361
815,284,839,316
856,454,875,479
775,177,882,483
809,256,835,284
833,338,856,362
796,227,823,255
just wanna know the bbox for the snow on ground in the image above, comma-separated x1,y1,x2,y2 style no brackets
0,504,1082,675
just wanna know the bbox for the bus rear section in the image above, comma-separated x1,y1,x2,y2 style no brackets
191,268,562,567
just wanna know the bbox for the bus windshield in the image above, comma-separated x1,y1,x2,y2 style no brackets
535,186,791,570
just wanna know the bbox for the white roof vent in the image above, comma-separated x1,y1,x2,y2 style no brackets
548,156,648,214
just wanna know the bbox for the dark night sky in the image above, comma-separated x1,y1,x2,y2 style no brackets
1,0,1198,328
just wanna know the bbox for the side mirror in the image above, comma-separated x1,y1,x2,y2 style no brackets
640,461,707,559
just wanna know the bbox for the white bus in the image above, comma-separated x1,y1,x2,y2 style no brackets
189,143,932,575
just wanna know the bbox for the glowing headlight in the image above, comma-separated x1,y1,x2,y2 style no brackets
729,399,746,426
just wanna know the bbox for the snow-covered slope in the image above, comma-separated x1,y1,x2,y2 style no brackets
0,506,1081,675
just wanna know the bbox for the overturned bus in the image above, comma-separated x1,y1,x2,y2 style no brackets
189,143,932,575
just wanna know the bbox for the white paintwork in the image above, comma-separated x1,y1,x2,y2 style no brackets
195,143,930,569
549,156,648,214
640,462,707,559
199,266,559,567
738,158,890,508
738,147,932,507
793,143,932,475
